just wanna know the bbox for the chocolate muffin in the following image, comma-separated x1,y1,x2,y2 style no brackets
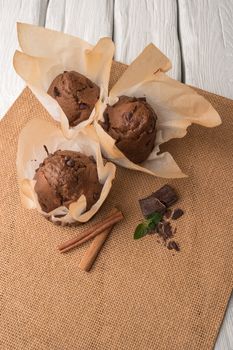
34,150,103,213
99,96,157,164
47,71,100,127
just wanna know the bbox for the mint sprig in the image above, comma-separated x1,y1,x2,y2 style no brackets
134,212,162,240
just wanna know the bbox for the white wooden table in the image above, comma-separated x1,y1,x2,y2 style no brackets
0,1,232,348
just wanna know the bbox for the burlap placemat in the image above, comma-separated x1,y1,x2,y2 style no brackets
0,61,232,350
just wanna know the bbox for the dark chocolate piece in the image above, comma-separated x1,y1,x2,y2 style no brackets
153,185,178,207
172,208,184,220
167,241,180,251
139,195,166,218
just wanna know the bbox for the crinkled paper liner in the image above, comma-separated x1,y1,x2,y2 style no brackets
14,24,221,178
17,118,116,225
94,44,222,178
13,22,114,139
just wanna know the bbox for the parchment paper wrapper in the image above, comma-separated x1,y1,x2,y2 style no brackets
13,23,114,138
17,118,116,225
95,44,222,178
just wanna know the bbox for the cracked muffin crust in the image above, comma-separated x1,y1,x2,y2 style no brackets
48,71,100,127
99,96,157,163
34,150,103,213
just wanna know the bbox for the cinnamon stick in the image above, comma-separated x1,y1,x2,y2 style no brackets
79,208,118,272
58,209,123,253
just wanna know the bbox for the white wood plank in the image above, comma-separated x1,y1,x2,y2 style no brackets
0,0,48,118
215,294,233,350
45,0,114,44
178,2,233,343
178,0,233,99
114,0,181,80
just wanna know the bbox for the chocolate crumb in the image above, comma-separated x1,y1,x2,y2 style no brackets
167,241,180,251
172,208,184,220
164,208,172,220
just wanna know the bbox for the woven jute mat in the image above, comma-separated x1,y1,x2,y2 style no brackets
0,61,232,350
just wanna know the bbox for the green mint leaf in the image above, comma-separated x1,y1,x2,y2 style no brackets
146,212,163,224
147,220,157,230
134,212,163,240
134,223,148,240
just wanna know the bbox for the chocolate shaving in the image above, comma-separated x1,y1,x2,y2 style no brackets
43,145,50,156
167,241,180,251
156,222,164,235
164,209,172,220
163,221,173,239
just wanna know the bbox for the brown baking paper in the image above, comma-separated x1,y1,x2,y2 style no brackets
17,118,116,225
0,63,233,350
95,44,222,178
13,23,114,138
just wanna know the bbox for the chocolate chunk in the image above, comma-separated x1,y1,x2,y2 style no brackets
139,195,166,218
167,241,180,251
53,86,60,97
153,185,178,207
79,103,88,110
66,158,75,167
172,208,184,220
